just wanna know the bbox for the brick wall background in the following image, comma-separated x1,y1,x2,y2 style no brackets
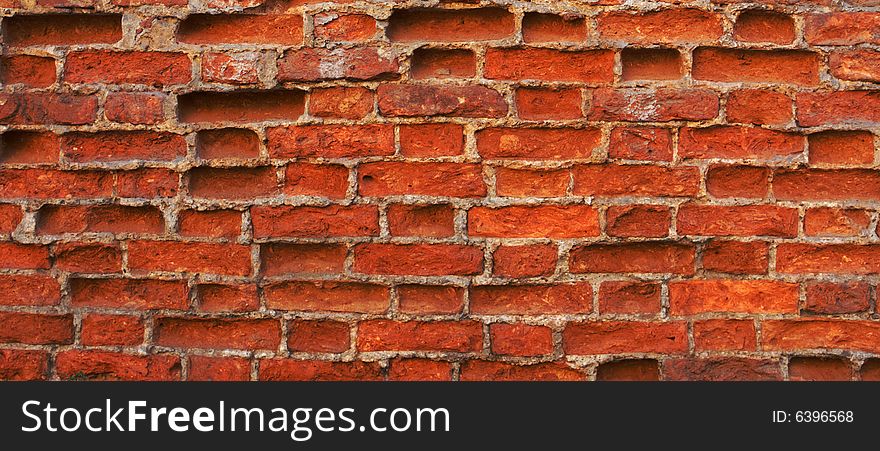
1,0,880,381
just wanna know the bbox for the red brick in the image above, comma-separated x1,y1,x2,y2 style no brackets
154,317,280,350
764,320,880,352
251,205,379,238
277,47,399,82
789,357,853,381
773,169,880,201
283,163,349,199
70,278,188,310
196,128,260,160
188,356,250,381
197,284,258,313
620,48,683,81
310,87,373,119
0,275,60,306
702,240,769,274
573,165,700,197
399,124,464,157
359,162,485,197
178,91,305,123
353,243,482,276
522,13,587,43
267,125,394,158
4,14,122,47
259,360,382,381
116,169,179,198
797,91,880,127
485,48,614,82
598,281,660,315
706,165,769,199
694,319,756,351
388,359,451,381
570,242,695,275
805,207,870,237
81,314,145,346
606,205,670,238
694,47,818,85
35,204,164,235
830,49,880,83
725,90,793,125
490,323,552,356
460,361,584,381
397,285,464,315
476,127,601,160
263,281,388,313
358,320,482,352
804,282,870,314
189,167,278,200
805,13,880,45
261,243,346,276
177,14,303,44
493,244,557,278
104,92,166,125
66,51,191,86
0,93,99,125
387,204,454,237
0,131,60,164
314,13,376,42
778,244,880,274
178,210,241,239
609,127,673,161
679,126,804,161
386,8,514,42
0,204,22,233
808,130,874,165
597,9,723,44
0,350,48,381
0,242,49,269
734,10,795,44
62,131,185,163
677,204,798,237
669,280,798,315
663,358,781,381
597,360,660,381
516,87,582,120
862,360,880,381
410,48,475,79
0,55,56,87
378,84,507,118
470,284,592,315
0,312,73,345
289,320,350,353
494,168,569,198
201,52,261,84
56,351,180,381
54,242,122,273
128,241,252,276
563,321,688,355
590,88,719,122
469,205,599,238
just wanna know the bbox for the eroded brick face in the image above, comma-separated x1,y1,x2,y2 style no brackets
0,1,877,382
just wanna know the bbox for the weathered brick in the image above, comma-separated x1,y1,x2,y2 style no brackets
353,243,483,276
470,284,592,315
469,205,599,238
251,205,379,238
669,280,799,315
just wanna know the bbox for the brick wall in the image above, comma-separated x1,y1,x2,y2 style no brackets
1,0,879,381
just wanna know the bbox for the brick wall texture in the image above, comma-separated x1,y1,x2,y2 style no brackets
2,0,880,382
